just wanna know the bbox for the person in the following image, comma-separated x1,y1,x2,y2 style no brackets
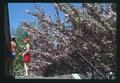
21,37,30,76
11,37,16,75
5,36,16,77
11,37,17,58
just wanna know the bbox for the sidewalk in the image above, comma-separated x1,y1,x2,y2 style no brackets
15,73,82,79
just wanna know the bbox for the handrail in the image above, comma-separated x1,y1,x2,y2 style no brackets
75,50,107,79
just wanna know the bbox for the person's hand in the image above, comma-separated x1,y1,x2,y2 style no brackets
19,52,24,56
20,45,24,48
22,53,25,57
22,54,24,57
19,52,22,55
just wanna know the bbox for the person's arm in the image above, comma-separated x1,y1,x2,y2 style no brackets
18,45,24,55
22,44,30,56
19,45,24,48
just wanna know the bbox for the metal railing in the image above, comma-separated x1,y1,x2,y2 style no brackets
75,49,107,79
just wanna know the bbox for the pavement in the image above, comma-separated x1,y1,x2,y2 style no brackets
15,73,83,79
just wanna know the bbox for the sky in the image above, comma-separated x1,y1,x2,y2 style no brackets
8,3,80,35
8,3,109,36
8,3,61,30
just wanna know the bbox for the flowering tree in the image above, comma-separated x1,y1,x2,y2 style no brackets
16,3,116,79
